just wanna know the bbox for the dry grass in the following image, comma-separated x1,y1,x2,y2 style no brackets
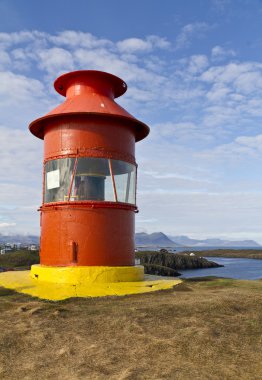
189,249,262,259
0,278,262,380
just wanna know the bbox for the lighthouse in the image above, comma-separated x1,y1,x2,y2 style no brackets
29,70,149,283
0,70,181,300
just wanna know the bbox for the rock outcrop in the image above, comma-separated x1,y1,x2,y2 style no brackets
136,251,222,277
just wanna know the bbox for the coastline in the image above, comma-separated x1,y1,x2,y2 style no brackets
137,247,262,259
184,249,262,260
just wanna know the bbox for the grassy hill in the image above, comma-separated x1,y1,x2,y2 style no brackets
0,250,39,269
188,249,262,259
0,277,262,379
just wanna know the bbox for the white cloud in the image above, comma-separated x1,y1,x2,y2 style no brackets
201,62,262,88
149,121,214,146
0,49,10,69
0,222,16,228
117,36,170,53
117,38,155,53
211,45,236,61
206,83,231,102
48,31,112,49
10,48,33,71
187,55,209,74
36,47,74,76
0,31,30,47
0,71,51,126
234,71,262,93
175,22,210,49
0,126,42,188
0,31,47,48
235,134,262,151
73,47,166,87
0,31,213,115
238,98,262,118
198,61,262,134
202,105,239,129
197,134,262,164
0,71,44,101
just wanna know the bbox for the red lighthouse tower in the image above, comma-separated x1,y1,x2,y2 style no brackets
29,70,149,284
0,70,182,300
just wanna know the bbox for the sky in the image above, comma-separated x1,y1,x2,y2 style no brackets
1,0,262,242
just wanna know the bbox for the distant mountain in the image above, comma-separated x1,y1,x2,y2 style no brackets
135,232,181,247
0,234,39,245
168,235,261,247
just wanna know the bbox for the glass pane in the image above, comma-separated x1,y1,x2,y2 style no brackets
71,158,114,201
111,160,136,204
44,158,75,203
44,157,136,204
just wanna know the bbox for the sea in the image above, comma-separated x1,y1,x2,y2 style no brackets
137,246,262,280
179,257,262,280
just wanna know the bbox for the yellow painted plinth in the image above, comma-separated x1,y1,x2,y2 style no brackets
0,265,182,301
30,264,145,284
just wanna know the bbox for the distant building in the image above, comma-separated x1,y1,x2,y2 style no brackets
3,245,12,252
4,243,13,249
28,245,38,251
1,247,12,254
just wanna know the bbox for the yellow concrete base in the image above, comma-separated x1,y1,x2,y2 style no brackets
30,264,145,284
0,265,182,301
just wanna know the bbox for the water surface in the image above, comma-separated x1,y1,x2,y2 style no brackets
180,257,262,280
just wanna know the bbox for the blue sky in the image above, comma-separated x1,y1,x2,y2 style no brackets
1,0,262,242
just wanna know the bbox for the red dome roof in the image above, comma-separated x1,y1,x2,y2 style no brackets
29,70,149,142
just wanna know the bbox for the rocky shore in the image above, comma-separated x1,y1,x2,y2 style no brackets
136,250,223,277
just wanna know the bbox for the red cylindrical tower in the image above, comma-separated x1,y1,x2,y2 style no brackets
29,70,149,267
